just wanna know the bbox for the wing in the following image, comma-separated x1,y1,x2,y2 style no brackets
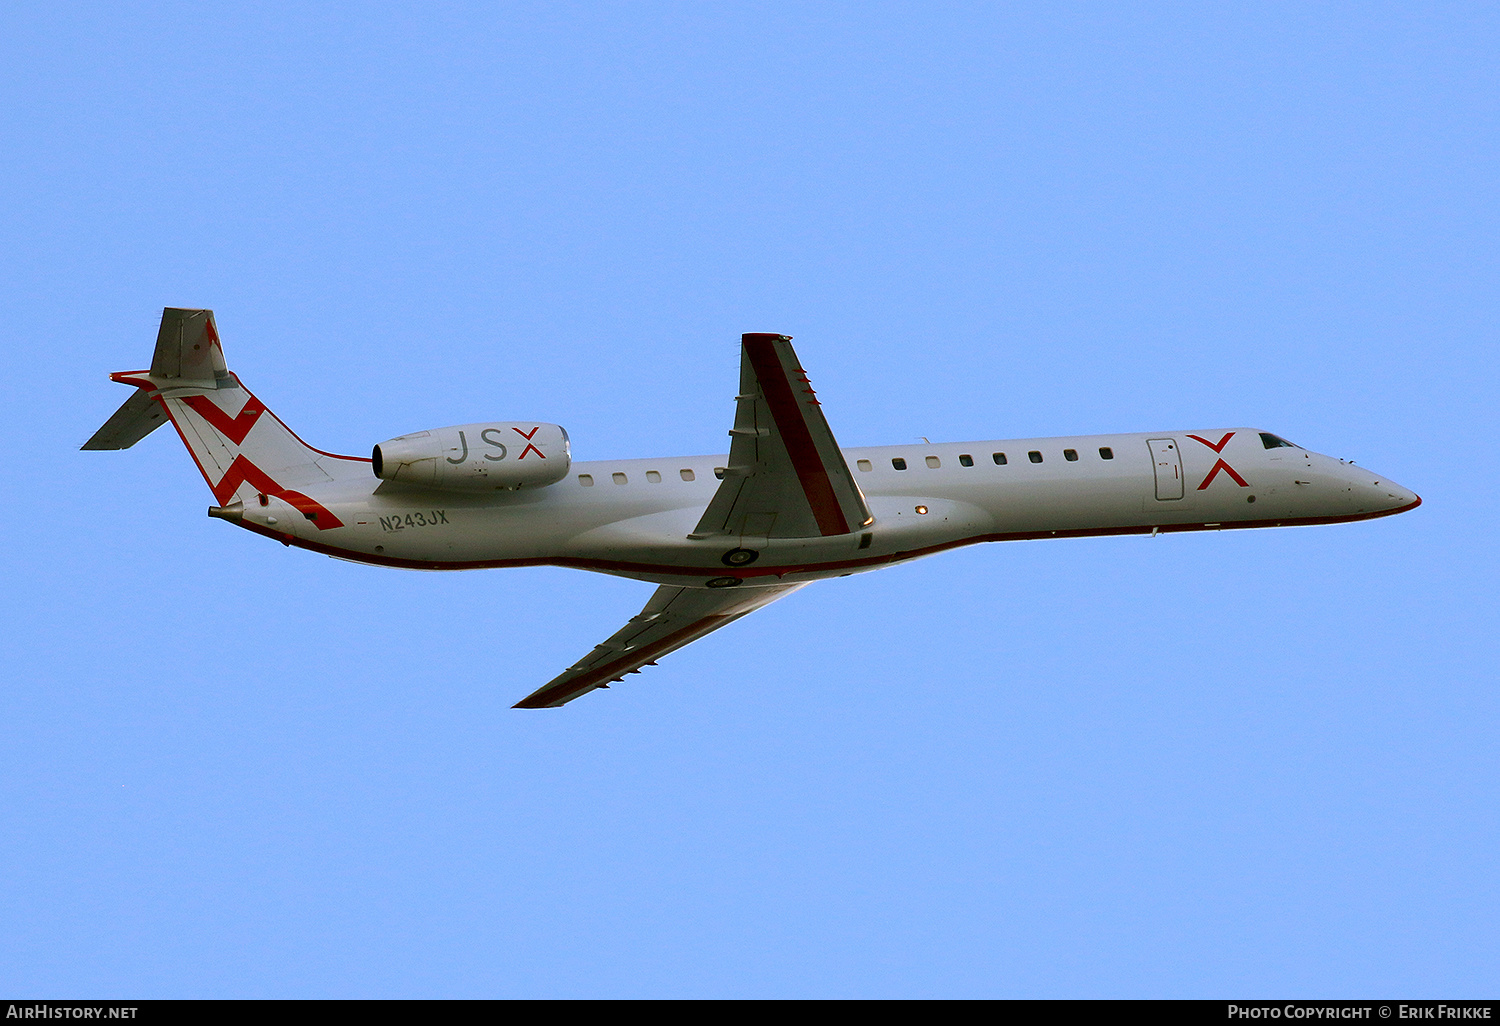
513,583,806,708
691,333,872,542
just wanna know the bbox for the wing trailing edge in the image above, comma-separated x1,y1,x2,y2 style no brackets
513,583,806,708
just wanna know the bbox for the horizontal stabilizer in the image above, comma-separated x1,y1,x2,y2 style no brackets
83,307,231,450
82,310,360,524
151,308,227,385
81,387,169,450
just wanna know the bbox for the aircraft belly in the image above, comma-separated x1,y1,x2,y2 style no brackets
557,496,996,584
257,483,613,564
565,507,865,575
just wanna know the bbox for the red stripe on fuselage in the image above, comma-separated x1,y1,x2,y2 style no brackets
280,491,344,527
210,453,281,505
742,334,849,537
111,371,358,532
167,396,345,527
209,455,345,528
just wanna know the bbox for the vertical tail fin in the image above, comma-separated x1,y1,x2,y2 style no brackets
84,308,368,529
149,307,232,385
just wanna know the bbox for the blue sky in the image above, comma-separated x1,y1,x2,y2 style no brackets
1,2,1496,997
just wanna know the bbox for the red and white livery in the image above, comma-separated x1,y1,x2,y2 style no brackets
86,309,1422,708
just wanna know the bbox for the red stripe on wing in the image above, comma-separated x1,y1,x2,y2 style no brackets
742,334,849,537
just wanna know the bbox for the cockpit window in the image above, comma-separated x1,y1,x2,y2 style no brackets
1260,433,1298,450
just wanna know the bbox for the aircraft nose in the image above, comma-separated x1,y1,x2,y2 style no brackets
1354,469,1420,513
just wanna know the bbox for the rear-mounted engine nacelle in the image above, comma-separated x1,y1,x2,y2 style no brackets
372,423,570,491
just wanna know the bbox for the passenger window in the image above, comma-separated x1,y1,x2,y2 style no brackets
578,474,594,487
959,454,973,467
714,467,726,479
992,452,1007,465
646,470,661,483
1028,451,1043,463
612,472,627,485
1064,449,1078,462
892,458,907,471
1260,433,1298,449
856,459,872,472
1098,447,1114,460
679,469,695,481
925,455,941,469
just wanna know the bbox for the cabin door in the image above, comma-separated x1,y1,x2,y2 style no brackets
1148,438,1184,500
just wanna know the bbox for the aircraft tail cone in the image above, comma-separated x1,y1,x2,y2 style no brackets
208,501,244,524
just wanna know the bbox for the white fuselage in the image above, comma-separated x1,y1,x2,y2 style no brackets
238,428,1420,588
91,313,1424,707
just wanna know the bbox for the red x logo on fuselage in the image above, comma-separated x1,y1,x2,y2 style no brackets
1187,432,1250,490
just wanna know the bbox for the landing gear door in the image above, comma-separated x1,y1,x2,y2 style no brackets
1148,438,1184,500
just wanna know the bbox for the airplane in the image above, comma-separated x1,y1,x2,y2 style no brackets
85,308,1421,708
